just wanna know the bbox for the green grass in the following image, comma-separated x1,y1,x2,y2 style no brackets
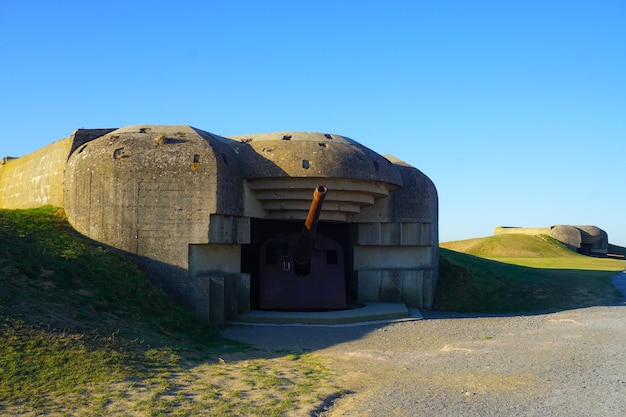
0,206,337,415
0,206,221,346
0,206,220,411
436,234,625,313
441,233,581,258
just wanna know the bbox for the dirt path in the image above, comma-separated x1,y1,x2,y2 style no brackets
223,273,626,416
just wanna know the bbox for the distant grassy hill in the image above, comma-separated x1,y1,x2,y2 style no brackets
435,234,626,313
441,233,578,258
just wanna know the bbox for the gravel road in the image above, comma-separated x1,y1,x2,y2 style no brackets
223,271,626,416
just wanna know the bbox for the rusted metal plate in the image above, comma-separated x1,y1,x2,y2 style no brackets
259,235,346,310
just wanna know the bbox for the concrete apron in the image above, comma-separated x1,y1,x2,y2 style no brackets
230,302,423,327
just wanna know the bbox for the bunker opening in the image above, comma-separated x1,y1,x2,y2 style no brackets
241,186,357,311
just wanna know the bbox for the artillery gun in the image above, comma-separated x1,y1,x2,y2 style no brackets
258,185,346,310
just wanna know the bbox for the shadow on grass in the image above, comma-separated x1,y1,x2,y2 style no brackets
430,248,626,319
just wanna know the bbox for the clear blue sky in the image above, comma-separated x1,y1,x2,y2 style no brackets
1,1,625,246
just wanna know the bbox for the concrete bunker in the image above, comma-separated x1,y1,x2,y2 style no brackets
0,125,439,324
494,225,609,257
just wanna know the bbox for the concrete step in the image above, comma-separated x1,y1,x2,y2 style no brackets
230,302,423,327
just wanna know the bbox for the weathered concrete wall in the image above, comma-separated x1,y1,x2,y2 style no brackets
551,225,608,256
227,132,402,187
352,156,439,309
229,132,404,224
494,226,552,236
579,226,609,256
63,125,244,308
0,137,71,208
355,222,436,308
0,129,116,210
549,225,582,251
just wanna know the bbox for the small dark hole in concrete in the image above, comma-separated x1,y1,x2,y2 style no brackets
318,143,327,148
240,138,253,143
282,135,292,141
324,134,333,139
193,154,200,163
302,160,310,169
113,148,125,159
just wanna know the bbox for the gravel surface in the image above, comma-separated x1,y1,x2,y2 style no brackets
223,272,626,416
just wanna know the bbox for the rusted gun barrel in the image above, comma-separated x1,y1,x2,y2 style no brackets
294,185,327,274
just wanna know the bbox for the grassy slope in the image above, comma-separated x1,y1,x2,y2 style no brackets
0,207,336,416
0,206,221,345
436,234,626,313
0,207,222,411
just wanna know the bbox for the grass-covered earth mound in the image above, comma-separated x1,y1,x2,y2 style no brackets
436,234,626,313
0,207,338,416
1,206,624,414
